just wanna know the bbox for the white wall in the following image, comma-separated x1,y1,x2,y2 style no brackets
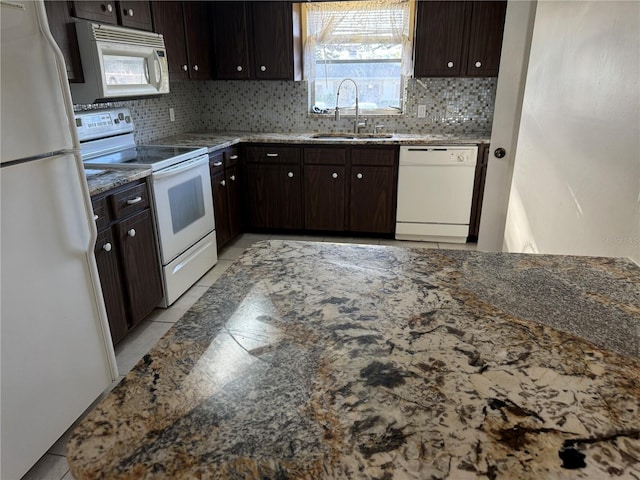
503,0,640,263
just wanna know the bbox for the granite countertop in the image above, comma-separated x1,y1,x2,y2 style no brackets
67,241,640,479
150,131,491,153
85,167,152,197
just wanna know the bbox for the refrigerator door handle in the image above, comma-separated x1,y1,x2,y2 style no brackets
35,0,118,380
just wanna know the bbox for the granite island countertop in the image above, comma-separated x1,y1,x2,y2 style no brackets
67,242,640,479
150,131,491,153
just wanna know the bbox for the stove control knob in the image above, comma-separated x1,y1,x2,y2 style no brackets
114,118,120,124
125,116,131,123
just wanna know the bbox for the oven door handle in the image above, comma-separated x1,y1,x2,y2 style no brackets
152,155,209,180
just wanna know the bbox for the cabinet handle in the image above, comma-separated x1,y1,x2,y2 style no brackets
193,64,199,72
229,155,238,160
332,172,338,179
126,196,143,205
102,3,113,13
356,173,363,179
93,214,99,221
220,179,226,186
123,8,133,16
447,61,454,68
475,61,482,68
182,65,188,72
230,175,236,181
260,65,266,72
128,229,136,237
102,242,112,252
287,171,294,178
236,65,243,72
212,161,223,167
266,153,279,157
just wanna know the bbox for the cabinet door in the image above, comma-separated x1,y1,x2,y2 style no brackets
45,1,84,83
72,0,118,24
468,144,489,240
276,164,303,229
246,164,302,230
94,229,128,344
118,1,153,31
226,164,242,240
252,1,293,79
465,1,507,77
151,1,189,79
183,1,213,80
115,209,163,327
350,166,396,234
212,2,251,79
413,1,467,77
304,165,346,231
211,171,231,250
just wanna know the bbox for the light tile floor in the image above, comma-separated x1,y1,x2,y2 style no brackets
22,233,475,480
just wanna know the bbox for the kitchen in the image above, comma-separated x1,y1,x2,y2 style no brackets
1,1,639,479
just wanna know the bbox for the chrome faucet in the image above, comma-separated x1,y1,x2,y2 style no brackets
335,78,366,134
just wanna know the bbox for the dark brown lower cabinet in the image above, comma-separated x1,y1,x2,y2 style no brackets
211,170,231,249
304,164,346,231
468,143,490,241
225,164,242,240
245,163,303,230
92,179,163,344
245,144,397,235
94,229,128,344
349,147,398,234
349,165,397,234
114,209,163,326
210,147,242,250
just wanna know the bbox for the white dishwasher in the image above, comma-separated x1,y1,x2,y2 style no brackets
396,145,478,243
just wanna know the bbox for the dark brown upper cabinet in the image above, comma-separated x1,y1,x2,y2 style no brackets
211,1,302,80
151,1,213,80
118,1,153,31
71,1,153,31
183,1,214,80
44,1,84,82
414,1,507,77
211,2,251,79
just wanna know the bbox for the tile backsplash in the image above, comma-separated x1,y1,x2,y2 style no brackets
74,77,496,144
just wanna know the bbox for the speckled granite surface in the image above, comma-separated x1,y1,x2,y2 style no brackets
85,167,152,196
151,132,490,153
67,242,640,479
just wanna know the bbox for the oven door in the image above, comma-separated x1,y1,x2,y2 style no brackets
151,155,215,264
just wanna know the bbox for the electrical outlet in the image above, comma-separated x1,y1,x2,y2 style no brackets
169,108,175,122
417,104,427,118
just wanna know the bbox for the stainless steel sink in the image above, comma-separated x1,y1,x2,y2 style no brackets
356,133,394,139
309,132,394,139
310,133,356,139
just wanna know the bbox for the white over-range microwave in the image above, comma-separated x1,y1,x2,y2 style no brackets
70,20,169,104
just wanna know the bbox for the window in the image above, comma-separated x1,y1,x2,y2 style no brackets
303,0,413,116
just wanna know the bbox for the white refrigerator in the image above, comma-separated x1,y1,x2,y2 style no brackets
0,1,118,478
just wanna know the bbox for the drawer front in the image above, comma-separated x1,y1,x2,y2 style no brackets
224,147,240,168
110,182,150,219
351,147,398,166
303,147,347,165
91,196,110,231
209,151,224,175
245,145,300,164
